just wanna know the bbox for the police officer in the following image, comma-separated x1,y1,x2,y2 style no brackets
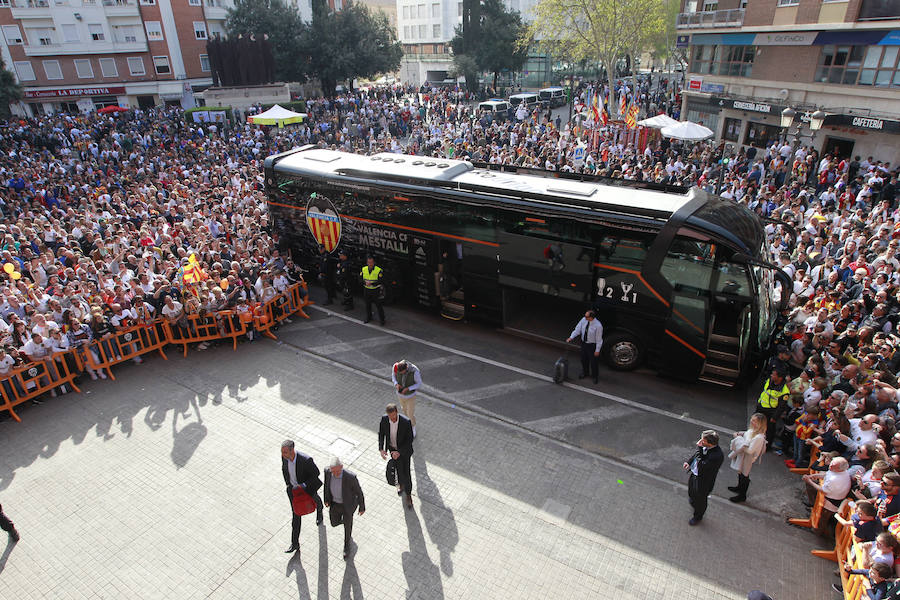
316,244,336,305
336,249,354,310
755,369,790,450
361,256,385,325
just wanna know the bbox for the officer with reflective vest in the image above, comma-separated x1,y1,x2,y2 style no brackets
361,256,385,325
755,370,790,450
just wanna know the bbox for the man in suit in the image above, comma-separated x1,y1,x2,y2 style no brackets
0,503,19,543
323,456,365,560
379,403,414,509
281,440,324,553
682,429,724,526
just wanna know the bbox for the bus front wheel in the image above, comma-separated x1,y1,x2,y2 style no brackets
603,333,644,371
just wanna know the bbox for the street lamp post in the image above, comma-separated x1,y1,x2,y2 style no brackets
716,143,734,195
779,107,826,185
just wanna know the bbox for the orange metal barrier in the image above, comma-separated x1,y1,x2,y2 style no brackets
84,321,169,380
813,502,853,563
0,350,82,422
788,490,825,529
0,286,311,420
789,445,820,475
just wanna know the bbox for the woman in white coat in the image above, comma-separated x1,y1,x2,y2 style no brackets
727,413,768,503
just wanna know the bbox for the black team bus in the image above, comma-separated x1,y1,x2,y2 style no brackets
264,146,790,386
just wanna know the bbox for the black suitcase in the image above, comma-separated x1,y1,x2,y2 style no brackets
553,355,568,384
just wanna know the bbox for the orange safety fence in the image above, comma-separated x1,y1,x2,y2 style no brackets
812,501,853,563
788,489,826,530
83,320,169,380
0,284,310,421
0,350,82,422
789,444,820,475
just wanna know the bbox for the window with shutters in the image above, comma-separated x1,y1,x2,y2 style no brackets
74,59,93,78
2,25,21,45
99,57,118,78
127,56,145,75
145,21,163,42
42,60,63,80
153,55,170,75
193,21,207,40
13,61,35,81
199,54,210,72
88,24,105,41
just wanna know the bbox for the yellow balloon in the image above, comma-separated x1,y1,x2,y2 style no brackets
11,271,21,280
3,263,13,274
220,278,229,290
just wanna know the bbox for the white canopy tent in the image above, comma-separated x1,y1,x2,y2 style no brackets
636,113,679,129
660,121,714,141
248,104,307,128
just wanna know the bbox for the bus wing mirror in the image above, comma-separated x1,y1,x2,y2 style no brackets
773,269,792,312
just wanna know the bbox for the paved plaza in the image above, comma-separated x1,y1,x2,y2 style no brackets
0,308,831,599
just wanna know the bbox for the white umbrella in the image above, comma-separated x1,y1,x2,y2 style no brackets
660,121,714,141
636,113,679,129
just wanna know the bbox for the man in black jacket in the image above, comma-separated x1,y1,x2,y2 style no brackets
379,403,415,509
281,440,324,553
323,456,365,560
683,429,724,526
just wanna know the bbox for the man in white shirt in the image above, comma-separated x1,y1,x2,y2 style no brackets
803,457,852,536
566,309,605,383
839,415,880,453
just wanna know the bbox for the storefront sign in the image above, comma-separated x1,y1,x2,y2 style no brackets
687,76,703,91
753,32,818,46
676,35,690,48
710,96,786,115
24,86,126,99
700,82,725,94
824,113,900,134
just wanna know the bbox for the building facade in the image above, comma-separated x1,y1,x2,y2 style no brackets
396,0,544,87
677,0,900,163
0,0,266,116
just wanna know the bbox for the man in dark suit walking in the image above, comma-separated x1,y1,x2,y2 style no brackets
281,440,324,553
682,429,724,526
0,503,19,543
379,403,414,509
323,456,365,560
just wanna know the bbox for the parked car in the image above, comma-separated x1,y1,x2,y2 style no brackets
538,87,567,108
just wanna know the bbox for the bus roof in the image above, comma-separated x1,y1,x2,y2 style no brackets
268,148,693,218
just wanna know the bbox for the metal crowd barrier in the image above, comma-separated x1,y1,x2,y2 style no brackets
0,283,310,422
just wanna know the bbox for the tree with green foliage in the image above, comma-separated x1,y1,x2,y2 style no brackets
226,0,309,82
527,0,665,117
0,58,22,118
303,0,402,96
451,0,529,92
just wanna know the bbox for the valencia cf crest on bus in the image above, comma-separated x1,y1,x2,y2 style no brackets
306,193,342,253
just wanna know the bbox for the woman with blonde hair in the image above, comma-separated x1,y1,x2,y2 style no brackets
727,412,768,503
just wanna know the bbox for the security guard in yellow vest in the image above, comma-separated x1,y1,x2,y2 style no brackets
361,256,385,325
755,370,790,450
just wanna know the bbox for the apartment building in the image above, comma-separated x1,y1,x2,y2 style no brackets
677,0,900,163
396,0,540,86
0,0,240,116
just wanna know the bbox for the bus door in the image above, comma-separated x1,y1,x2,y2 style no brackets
438,239,465,320
656,237,714,381
704,258,754,386
409,234,439,310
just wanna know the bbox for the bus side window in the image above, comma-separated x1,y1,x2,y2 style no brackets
596,234,649,270
714,261,751,296
660,237,715,295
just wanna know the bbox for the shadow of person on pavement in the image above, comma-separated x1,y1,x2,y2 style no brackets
413,452,458,576
340,551,363,600
285,551,312,599
170,397,207,469
317,521,329,600
401,506,444,599
0,538,14,576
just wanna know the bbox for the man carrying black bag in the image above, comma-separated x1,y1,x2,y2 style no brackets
566,309,603,383
323,456,365,560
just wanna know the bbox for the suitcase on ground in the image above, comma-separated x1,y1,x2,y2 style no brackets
553,355,568,384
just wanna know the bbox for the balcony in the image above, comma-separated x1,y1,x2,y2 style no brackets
676,8,745,29
204,0,229,21
23,39,148,56
10,0,51,19
102,0,140,17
